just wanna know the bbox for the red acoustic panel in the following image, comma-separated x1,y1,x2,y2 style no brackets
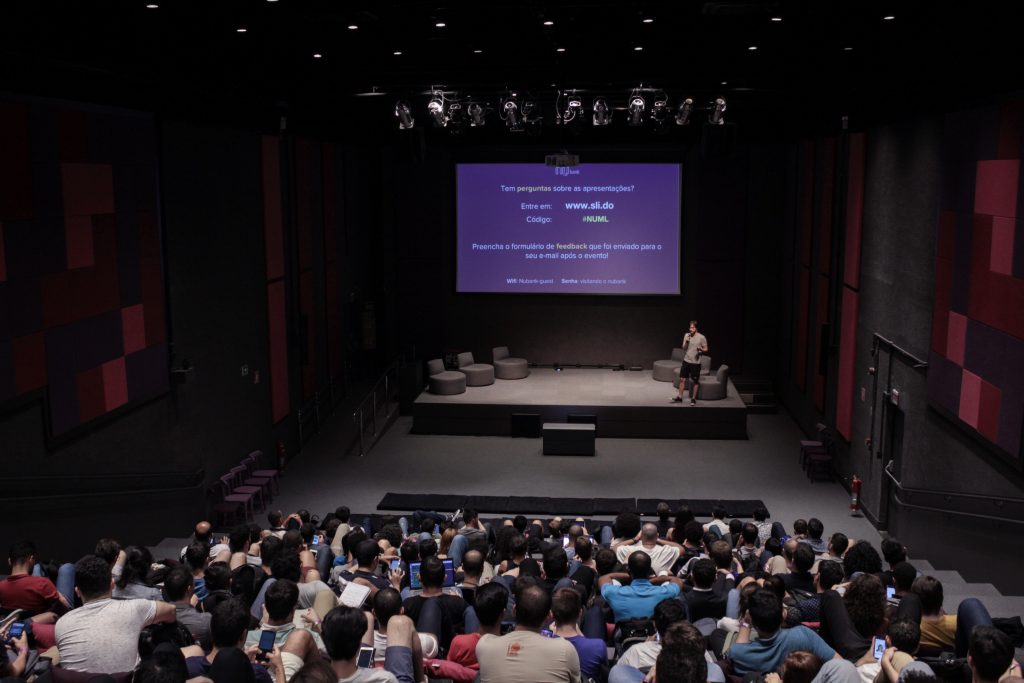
946,312,967,366
41,214,120,329
0,221,6,282
295,138,315,272
137,211,166,346
262,136,284,281
843,133,866,289
977,379,1002,443
13,332,47,394
121,304,146,355
968,214,1024,340
60,163,115,216
57,110,89,162
974,160,1019,218
799,141,815,267
101,356,128,412
990,216,1015,275
0,103,33,220
77,365,107,424
65,214,95,269
958,369,982,429
794,266,810,390
267,281,289,423
836,287,859,440
818,138,836,275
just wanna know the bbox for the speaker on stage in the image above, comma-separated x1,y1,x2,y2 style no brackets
511,413,541,437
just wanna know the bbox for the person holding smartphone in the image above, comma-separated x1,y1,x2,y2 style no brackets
0,622,30,679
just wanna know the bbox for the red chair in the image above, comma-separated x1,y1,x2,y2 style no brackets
207,483,246,526
228,466,266,511
218,474,257,519
238,459,274,503
245,450,280,496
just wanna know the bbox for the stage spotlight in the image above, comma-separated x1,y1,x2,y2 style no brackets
560,92,583,125
709,97,726,125
502,98,523,132
446,101,464,133
592,98,611,126
468,102,485,126
675,98,693,125
427,92,447,127
395,101,414,129
628,94,645,126
650,94,669,130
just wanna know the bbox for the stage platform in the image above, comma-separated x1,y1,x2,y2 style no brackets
412,368,747,439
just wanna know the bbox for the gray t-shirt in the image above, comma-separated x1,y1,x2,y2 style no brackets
56,598,157,673
682,332,708,364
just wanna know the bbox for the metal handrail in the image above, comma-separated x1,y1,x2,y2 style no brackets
883,460,1024,525
351,360,401,456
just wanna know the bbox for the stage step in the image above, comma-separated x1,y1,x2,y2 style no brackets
735,377,778,414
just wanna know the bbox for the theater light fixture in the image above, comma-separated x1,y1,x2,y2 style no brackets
558,91,583,125
650,94,669,130
427,94,447,127
675,98,693,125
709,97,726,125
468,101,486,127
395,101,414,129
592,98,611,126
502,97,523,132
628,92,645,126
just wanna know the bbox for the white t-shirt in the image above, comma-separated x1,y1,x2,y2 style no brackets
615,543,681,576
56,598,156,673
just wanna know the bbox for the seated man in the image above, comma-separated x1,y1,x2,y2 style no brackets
552,587,608,681
402,556,467,651
911,575,993,656
423,582,510,682
612,597,687,674
601,550,685,623
245,578,326,673
788,559,844,625
0,540,72,615
477,584,581,683
55,554,177,674
800,518,829,555
615,523,683,576
322,605,424,683
163,564,212,651
684,559,729,622
729,589,838,675
862,617,922,683
966,626,1020,683
781,543,817,595
614,621,724,683
371,588,439,664
337,540,394,595
186,597,290,682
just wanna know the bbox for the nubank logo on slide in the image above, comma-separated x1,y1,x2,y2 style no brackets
457,163,682,295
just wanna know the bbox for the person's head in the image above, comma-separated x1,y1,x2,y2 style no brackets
296,509,311,524
334,506,351,523
508,533,528,560
371,587,403,629
574,536,593,563
657,502,671,521
709,540,733,569
748,588,783,635
462,549,485,579
741,522,759,545
418,537,437,560
341,529,367,558
737,582,760,617
641,523,659,543
712,505,727,520
282,530,303,553
260,535,283,567
729,518,743,536
911,575,944,615
210,598,251,648
793,543,815,573
289,659,338,683
882,538,908,566
438,527,456,555
513,515,528,533
843,573,886,638
298,522,316,546
270,553,302,582
474,581,509,627
689,320,698,335
969,626,1014,683
817,560,845,591
268,510,284,528
265,578,299,621
184,543,208,572
355,539,382,569
8,540,36,569
322,606,370,662
702,532,718,552
843,541,883,578
653,597,688,637
163,564,193,602
829,532,849,557
94,538,121,565
684,520,704,545
656,621,708,683
551,587,583,626
807,518,824,540
595,548,618,576
753,506,770,522
419,556,445,589
543,546,569,580
627,550,653,579
204,562,231,591
228,525,251,553
778,651,824,683
892,561,917,593
764,537,782,559
74,554,113,601
614,512,642,540
762,574,786,600
888,617,921,654
133,645,189,683
782,539,798,561
690,558,716,589
463,508,479,526
514,584,552,629
675,505,695,527
119,545,155,588
793,519,808,536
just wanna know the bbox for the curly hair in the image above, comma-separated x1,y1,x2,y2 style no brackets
842,541,883,578
843,573,886,638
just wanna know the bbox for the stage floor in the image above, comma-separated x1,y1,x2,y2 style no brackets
413,368,747,439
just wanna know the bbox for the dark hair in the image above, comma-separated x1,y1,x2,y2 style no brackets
614,512,642,540
418,537,437,559
8,540,35,566
184,543,208,572
355,539,382,567
817,560,845,591
342,529,367,558
892,562,917,592
807,518,824,540
729,519,743,535
513,515,528,532
779,651,824,683
574,537,593,563
793,519,808,536
595,548,618,575
290,659,338,683
753,506,770,522
672,506,695,543
509,533,528,558
654,597,687,637
741,523,759,544
764,537,782,558
118,545,155,589
793,543,815,573
399,540,419,564
133,647,189,683
419,556,445,588
888,617,921,653
881,538,907,566
271,553,302,582
228,525,250,553
912,575,944,614
210,598,251,648
94,538,121,565
627,550,653,579
515,585,552,629
551,587,582,625
709,540,732,569
843,573,886,638
969,626,1014,681
762,574,786,600
322,606,369,661
542,546,568,580
296,509,310,524
379,524,403,551
372,587,403,628
657,621,708,683
690,558,716,589
335,506,351,523
75,554,113,599
712,505,727,520
748,589,783,634
261,535,283,567
282,530,303,552
843,541,883,578
265,579,299,620
517,558,541,578
204,562,231,591
299,522,316,545
163,564,193,602
463,508,478,525
830,532,849,556
474,582,509,627
268,510,284,527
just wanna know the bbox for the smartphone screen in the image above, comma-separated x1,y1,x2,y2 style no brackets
8,622,25,639
500,621,515,635
442,559,455,587
390,559,401,573
562,535,570,548
540,629,555,637
886,586,896,600
409,562,422,590
312,535,320,546
357,647,375,667
872,637,886,660
258,629,276,659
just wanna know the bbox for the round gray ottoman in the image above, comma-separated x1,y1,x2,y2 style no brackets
426,358,466,395
653,359,682,382
493,346,530,380
457,352,495,386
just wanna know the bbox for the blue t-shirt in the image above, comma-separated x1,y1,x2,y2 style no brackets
601,579,682,622
567,635,608,678
729,626,836,675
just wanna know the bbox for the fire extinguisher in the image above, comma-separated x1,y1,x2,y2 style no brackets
850,475,862,515
277,439,287,470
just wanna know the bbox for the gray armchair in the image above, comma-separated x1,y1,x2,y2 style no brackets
427,358,466,395
652,347,686,382
697,364,729,401
492,346,530,380
457,352,495,386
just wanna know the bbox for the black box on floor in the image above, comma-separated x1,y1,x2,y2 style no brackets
511,413,541,437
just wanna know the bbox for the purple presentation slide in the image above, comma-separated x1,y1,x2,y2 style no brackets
456,163,681,294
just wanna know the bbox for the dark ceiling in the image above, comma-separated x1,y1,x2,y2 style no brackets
2,0,1022,137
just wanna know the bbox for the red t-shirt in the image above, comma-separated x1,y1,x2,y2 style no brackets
0,574,61,613
447,632,481,669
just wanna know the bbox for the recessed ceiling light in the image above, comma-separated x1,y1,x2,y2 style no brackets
313,53,322,58
473,49,482,53
556,47,566,52
748,45,757,50
642,18,654,23
721,81,728,85
347,24,358,30
883,15,895,20
236,27,247,33
844,46,853,51
634,46,643,51
393,51,402,56
145,3,159,8
771,16,782,22
543,20,554,26
435,21,446,27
